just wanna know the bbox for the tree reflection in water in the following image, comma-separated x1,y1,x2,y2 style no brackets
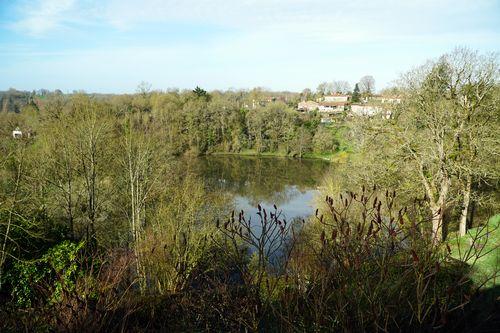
185,155,331,223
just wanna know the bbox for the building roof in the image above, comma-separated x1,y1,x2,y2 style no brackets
319,101,348,107
325,93,350,97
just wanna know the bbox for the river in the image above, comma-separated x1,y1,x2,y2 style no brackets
189,155,331,223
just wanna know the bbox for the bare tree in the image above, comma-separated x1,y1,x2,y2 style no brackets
316,82,329,96
440,48,499,236
331,80,352,94
359,75,376,96
70,96,112,243
121,113,161,291
394,48,498,241
343,49,498,243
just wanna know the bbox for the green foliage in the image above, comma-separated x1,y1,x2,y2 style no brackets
192,86,211,101
8,240,85,307
313,126,338,153
351,83,361,103
147,91,331,157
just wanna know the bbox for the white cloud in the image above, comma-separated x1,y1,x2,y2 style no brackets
10,0,78,36
9,0,498,42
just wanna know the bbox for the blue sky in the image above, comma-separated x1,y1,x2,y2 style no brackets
0,0,499,93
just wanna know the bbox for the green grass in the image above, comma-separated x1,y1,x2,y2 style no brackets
210,149,348,162
210,149,289,158
302,152,335,160
449,214,500,288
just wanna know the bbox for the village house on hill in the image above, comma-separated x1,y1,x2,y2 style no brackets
350,104,381,116
297,100,319,112
298,94,351,124
370,95,402,104
351,94,401,117
318,94,350,113
322,94,350,103
298,93,401,120
318,101,348,113
298,94,350,114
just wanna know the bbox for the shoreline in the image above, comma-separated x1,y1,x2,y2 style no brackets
207,150,349,162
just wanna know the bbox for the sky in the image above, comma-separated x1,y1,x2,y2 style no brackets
0,0,499,93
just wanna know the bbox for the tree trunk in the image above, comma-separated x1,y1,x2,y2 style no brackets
459,174,472,237
430,204,443,244
430,176,449,243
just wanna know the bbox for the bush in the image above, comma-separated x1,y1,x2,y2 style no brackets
8,240,85,307
282,188,480,332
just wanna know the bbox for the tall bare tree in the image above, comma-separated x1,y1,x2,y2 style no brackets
70,95,113,242
440,48,499,235
394,48,498,240
345,48,498,242
120,113,161,291
331,80,352,94
359,75,376,96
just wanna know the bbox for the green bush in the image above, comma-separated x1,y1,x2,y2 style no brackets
8,240,85,307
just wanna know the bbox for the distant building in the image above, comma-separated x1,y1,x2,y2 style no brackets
351,104,381,116
318,101,347,114
12,127,22,139
298,100,319,112
322,94,350,103
299,94,350,114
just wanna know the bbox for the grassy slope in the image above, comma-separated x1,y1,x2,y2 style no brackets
449,214,500,289
210,149,351,163
210,123,353,162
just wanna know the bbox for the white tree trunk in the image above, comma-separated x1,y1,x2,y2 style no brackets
459,175,472,237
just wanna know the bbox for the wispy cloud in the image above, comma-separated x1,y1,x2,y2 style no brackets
2,0,499,92
9,0,499,41
9,0,78,36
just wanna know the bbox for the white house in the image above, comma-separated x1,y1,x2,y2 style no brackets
318,102,347,114
351,104,381,116
297,100,319,112
12,127,22,139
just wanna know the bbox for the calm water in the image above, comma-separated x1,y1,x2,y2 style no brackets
190,155,331,223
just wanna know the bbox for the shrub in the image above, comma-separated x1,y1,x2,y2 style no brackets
282,187,481,332
8,240,85,307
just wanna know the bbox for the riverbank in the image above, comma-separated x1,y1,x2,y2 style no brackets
209,149,350,163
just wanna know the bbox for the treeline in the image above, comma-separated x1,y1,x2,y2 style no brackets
115,88,342,157
0,89,37,113
2,87,345,158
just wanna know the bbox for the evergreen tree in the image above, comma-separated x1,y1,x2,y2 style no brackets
352,83,361,103
193,86,211,101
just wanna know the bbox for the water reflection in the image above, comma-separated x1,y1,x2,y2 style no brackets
188,155,330,221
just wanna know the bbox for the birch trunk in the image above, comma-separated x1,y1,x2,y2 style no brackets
459,174,472,237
